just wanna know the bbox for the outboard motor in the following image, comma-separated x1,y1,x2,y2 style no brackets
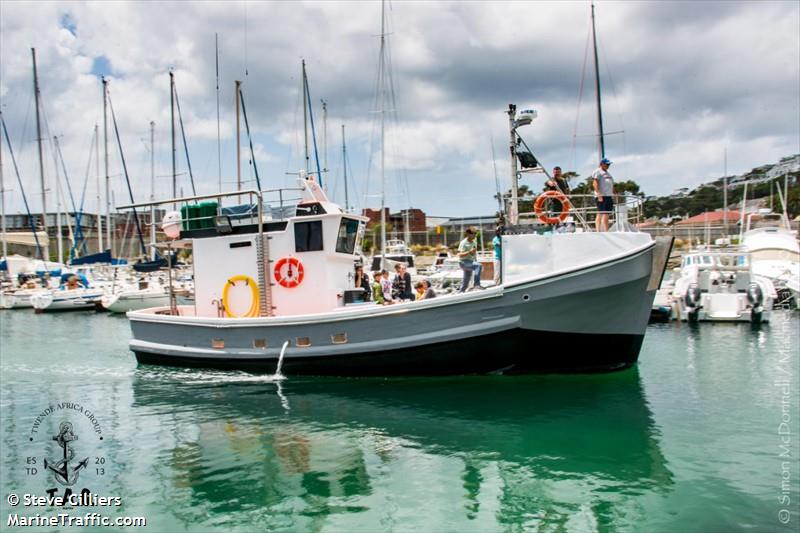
684,283,702,323
685,283,702,308
747,283,764,323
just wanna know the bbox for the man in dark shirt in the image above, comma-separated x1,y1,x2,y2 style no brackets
392,263,414,301
544,166,570,194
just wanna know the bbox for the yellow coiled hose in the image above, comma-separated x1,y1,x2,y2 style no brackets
222,275,260,318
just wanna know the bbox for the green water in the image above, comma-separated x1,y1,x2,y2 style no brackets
1,310,798,532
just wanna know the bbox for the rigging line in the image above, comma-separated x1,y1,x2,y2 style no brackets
238,86,261,191
40,99,78,217
303,74,323,187
107,89,147,257
573,22,591,172
287,73,302,174
172,81,197,195
1,113,43,258
78,127,96,212
384,7,413,212
364,14,391,206
596,32,627,160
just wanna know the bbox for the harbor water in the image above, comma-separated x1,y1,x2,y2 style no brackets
1,310,798,531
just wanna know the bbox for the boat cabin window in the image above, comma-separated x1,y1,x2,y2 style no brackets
295,203,327,217
295,221,324,252
335,218,361,254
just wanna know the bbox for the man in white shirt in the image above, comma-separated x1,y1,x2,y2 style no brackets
592,158,615,232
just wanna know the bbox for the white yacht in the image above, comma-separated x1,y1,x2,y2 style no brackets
742,213,799,307
672,248,776,323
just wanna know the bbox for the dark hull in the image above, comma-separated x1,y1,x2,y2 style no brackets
134,327,643,376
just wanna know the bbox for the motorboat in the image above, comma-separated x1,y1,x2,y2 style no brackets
741,213,799,307
369,239,417,275
672,248,776,323
29,272,104,313
101,278,170,313
120,178,671,376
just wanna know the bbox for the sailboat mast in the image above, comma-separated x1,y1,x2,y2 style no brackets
215,33,222,193
170,71,177,205
150,120,156,260
103,77,111,254
53,136,63,262
591,1,605,162
302,60,310,175
95,124,103,252
342,124,349,212
32,48,48,260
723,146,728,236
322,99,328,186
0,117,6,259
235,80,241,191
379,0,387,268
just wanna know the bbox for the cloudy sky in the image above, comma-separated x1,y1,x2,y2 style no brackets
1,0,798,218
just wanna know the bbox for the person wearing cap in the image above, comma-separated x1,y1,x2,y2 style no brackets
457,227,483,292
592,158,615,232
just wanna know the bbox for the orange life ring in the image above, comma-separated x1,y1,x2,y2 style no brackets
274,257,305,288
534,191,570,225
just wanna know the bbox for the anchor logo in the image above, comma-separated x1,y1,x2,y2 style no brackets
43,422,89,486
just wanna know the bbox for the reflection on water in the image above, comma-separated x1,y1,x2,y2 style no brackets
130,368,671,530
1,310,797,531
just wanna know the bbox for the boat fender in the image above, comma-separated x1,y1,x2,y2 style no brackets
746,283,763,308
534,191,570,225
222,275,260,318
685,284,702,309
274,257,305,288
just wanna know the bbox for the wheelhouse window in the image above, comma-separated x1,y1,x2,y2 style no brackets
295,220,324,252
336,218,360,254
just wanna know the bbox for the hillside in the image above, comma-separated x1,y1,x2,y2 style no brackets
641,154,800,220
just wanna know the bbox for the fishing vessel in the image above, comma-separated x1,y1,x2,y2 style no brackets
121,176,669,375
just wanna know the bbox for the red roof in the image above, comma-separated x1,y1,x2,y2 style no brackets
675,210,741,225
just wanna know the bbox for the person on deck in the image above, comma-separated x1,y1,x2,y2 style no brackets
380,270,394,303
592,158,615,232
545,166,571,195
354,265,371,301
371,272,385,304
393,263,414,301
457,228,483,292
492,227,503,285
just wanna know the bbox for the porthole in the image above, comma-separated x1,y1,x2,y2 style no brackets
296,337,311,347
522,294,530,302
253,338,267,349
212,338,225,349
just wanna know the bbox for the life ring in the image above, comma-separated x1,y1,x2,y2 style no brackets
222,275,260,317
534,191,570,225
274,257,305,288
